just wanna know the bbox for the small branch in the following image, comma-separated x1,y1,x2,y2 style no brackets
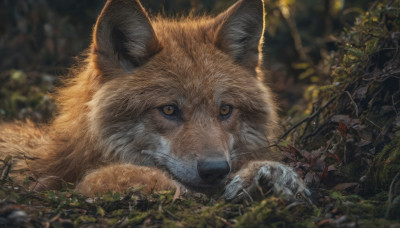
344,91,359,117
365,118,382,130
279,95,338,140
1,155,12,185
386,170,400,219
215,216,233,227
301,117,333,144
279,3,311,63
392,91,400,115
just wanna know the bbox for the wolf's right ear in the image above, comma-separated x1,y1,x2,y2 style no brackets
92,0,161,76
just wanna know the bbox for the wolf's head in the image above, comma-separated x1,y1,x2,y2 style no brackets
87,0,277,192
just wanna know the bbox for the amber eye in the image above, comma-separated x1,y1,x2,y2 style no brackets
219,104,233,119
161,105,176,116
159,105,181,120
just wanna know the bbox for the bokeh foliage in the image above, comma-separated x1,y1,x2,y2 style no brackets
0,0,376,121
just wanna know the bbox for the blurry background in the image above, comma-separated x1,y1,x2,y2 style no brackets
0,0,375,121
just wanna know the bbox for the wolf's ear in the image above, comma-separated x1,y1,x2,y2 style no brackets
92,0,161,75
213,0,264,71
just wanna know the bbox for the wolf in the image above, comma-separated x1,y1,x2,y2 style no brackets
0,0,309,201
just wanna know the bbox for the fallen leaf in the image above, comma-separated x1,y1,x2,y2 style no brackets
317,219,334,227
338,122,347,136
332,183,358,191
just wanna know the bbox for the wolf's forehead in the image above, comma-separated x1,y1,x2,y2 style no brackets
136,20,262,104
153,21,218,58
153,19,213,42
146,56,242,103
140,71,253,109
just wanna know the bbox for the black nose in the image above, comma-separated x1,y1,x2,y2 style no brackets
197,159,230,184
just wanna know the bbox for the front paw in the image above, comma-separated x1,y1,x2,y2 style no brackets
223,161,310,202
75,164,176,196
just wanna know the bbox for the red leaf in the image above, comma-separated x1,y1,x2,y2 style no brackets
279,145,299,162
338,122,347,136
317,219,334,227
289,146,298,162
328,153,341,162
283,152,296,161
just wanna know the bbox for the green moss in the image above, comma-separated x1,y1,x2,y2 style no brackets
371,137,400,192
108,218,119,226
330,191,343,200
234,198,314,227
74,215,96,226
111,209,125,217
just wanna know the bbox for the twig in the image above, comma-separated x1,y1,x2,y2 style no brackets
279,3,311,62
376,71,400,82
365,118,382,130
172,182,182,202
386,170,400,219
362,70,400,81
242,188,254,204
48,213,61,223
1,155,12,185
301,116,334,144
344,91,359,117
24,154,41,179
256,184,266,200
279,95,338,140
165,210,179,220
215,215,233,227
392,91,400,115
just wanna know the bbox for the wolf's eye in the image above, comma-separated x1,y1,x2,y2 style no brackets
159,105,181,120
161,105,176,116
219,105,233,119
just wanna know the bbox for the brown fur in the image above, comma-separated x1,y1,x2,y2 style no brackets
0,0,309,199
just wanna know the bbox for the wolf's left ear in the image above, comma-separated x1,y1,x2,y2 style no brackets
92,0,161,76
213,0,265,71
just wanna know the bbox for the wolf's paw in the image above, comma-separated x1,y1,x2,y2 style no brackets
75,164,176,196
223,161,310,202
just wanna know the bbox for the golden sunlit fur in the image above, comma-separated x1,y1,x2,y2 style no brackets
0,0,309,200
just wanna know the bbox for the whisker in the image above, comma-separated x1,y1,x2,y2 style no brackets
230,144,279,161
230,152,253,160
141,150,192,165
